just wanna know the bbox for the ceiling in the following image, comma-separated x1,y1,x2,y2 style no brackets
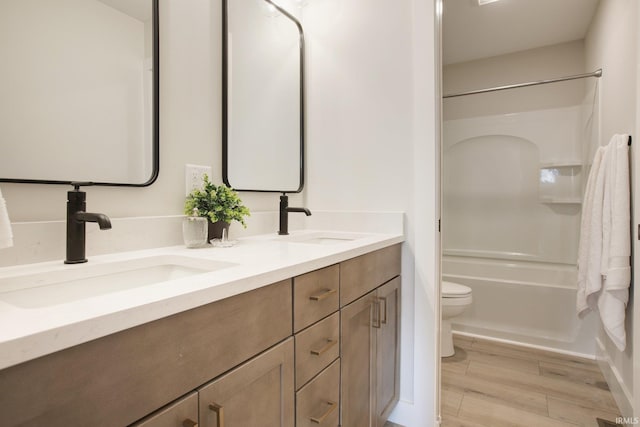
443,0,600,65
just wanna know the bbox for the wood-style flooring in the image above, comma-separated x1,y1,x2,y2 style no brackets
441,335,622,427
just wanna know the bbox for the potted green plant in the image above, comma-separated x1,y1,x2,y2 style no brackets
184,175,250,241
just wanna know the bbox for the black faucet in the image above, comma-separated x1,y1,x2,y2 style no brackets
65,186,112,264
278,193,311,235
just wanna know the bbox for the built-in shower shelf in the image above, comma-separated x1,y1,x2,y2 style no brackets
539,162,582,203
539,162,582,169
539,197,582,204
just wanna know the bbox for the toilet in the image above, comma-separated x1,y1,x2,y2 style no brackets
441,281,473,357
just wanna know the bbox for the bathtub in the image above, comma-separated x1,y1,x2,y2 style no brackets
442,254,598,358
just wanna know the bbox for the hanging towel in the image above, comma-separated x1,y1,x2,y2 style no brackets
577,145,608,315
0,187,13,249
598,134,631,351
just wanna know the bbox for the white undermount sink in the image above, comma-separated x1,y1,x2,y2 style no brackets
0,255,235,309
274,231,368,245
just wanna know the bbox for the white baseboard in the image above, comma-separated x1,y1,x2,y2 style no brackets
388,398,441,427
596,337,634,417
388,399,415,425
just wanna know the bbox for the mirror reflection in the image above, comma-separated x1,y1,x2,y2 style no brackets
0,0,158,186
223,0,304,193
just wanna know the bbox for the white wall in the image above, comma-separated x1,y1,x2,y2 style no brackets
443,40,586,120
412,0,440,423
585,0,638,418
0,0,440,424
302,0,439,423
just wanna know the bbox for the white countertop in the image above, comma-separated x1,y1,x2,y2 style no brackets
0,230,403,370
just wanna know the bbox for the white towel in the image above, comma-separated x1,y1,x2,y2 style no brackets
599,134,631,351
0,187,13,249
577,145,608,316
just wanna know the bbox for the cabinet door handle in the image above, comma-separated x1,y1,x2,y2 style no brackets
310,338,337,356
309,288,337,301
310,400,338,424
372,299,381,329
209,402,225,427
182,419,198,427
379,296,388,324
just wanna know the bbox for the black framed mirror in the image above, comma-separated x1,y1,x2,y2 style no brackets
0,0,159,187
222,0,304,193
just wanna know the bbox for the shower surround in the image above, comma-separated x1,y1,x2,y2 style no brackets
442,105,598,357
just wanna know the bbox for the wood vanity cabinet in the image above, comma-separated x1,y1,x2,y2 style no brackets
0,280,293,427
340,245,401,427
0,244,401,427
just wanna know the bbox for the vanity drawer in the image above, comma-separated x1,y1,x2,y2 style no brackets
296,359,340,427
340,244,401,306
294,264,339,332
295,312,339,389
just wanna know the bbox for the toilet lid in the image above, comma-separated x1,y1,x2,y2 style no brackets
442,281,472,298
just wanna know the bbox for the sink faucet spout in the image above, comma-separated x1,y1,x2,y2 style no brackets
286,207,312,216
75,212,112,230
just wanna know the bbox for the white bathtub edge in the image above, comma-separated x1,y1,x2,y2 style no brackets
453,331,596,360
443,273,576,290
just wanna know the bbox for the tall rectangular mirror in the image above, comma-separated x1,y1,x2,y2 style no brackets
0,0,159,186
222,0,304,193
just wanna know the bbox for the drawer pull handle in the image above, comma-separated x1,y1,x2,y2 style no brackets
182,419,198,427
372,299,381,329
309,288,337,301
379,296,388,324
310,400,338,424
209,402,225,427
310,338,337,356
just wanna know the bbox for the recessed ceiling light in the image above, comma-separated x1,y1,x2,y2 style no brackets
478,0,500,5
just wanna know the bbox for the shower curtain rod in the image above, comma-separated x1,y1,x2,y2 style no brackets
443,68,603,99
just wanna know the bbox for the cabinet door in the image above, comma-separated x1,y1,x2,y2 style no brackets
375,277,401,427
130,392,198,427
340,290,377,427
198,338,294,427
